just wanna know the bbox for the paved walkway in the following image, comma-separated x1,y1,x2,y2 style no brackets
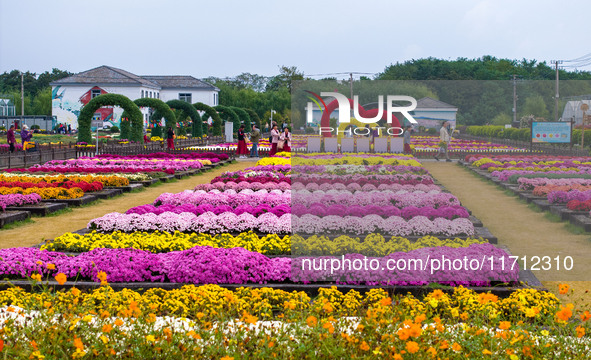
424,161,591,302
0,161,256,248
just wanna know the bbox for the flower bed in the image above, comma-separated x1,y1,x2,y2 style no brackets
126,203,291,217
88,212,291,234
0,193,42,210
293,191,459,208
292,204,468,219
293,215,474,236
195,181,291,192
0,180,103,192
0,186,83,200
412,136,527,152
0,173,130,187
0,243,512,285
155,189,290,208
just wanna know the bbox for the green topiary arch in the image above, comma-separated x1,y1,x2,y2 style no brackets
193,102,221,136
230,107,251,131
78,94,142,143
154,100,202,138
244,108,261,130
122,98,176,141
214,105,240,134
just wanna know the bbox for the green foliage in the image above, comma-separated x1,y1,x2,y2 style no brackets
78,94,142,143
244,108,261,129
30,125,40,130
193,102,221,136
110,126,119,133
230,107,251,129
151,125,162,138
163,100,201,138
521,95,551,119
214,105,240,133
490,113,512,126
467,125,531,141
119,118,131,140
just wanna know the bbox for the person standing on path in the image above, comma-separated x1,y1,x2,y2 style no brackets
280,127,291,152
269,124,280,156
403,125,413,154
7,125,16,153
236,124,249,158
434,121,452,162
249,124,261,158
166,127,175,149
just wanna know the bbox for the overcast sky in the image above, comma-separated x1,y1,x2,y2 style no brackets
1,0,591,79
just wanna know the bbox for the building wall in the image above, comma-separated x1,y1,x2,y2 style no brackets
412,110,457,129
160,89,218,106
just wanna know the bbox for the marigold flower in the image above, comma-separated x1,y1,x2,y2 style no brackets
556,306,573,322
499,321,511,330
31,273,42,282
360,341,370,351
146,335,156,342
73,337,84,351
409,324,422,338
46,264,56,270
576,326,585,338
54,273,67,285
102,324,113,333
482,349,492,355
559,283,570,295
393,327,409,341
306,316,317,327
406,341,419,354
220,357,234,360
114,319,124,326
97,271,108,285
452,343,462,352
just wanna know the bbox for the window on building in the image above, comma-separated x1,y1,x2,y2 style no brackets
149,91,152,98
91,89,101,98
141,90,144,98
179,93,192,103
213,93,218,105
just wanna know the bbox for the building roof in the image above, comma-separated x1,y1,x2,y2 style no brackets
50,65,160,88
50,66,219,92
415,97,457,110
142,75,219,91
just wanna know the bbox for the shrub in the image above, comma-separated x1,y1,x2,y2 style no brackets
110,126,120,133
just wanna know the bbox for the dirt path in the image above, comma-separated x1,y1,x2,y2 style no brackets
423,161,591,303
0,161,256,248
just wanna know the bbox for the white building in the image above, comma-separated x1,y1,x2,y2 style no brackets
50,65,219,129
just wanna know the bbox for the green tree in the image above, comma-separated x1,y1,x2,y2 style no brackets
521,95,550,119
490,113,512,126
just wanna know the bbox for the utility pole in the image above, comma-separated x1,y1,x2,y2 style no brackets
20,72,24,127
512,74,517,125
552,60,563,122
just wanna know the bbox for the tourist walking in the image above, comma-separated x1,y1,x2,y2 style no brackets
249,124,261,158
269,124,280,156
6,125,16,153
236,124,249,158
434,121,452,162
166,127,175,149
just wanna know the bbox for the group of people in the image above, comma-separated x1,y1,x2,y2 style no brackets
6,124,33,153
236,122,291,158
56,123,71,134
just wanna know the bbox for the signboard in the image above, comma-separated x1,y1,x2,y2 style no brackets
531,122,571,143
224,122,234,142
91,120,102,128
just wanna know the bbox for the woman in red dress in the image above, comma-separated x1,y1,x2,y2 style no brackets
236,124,249,158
